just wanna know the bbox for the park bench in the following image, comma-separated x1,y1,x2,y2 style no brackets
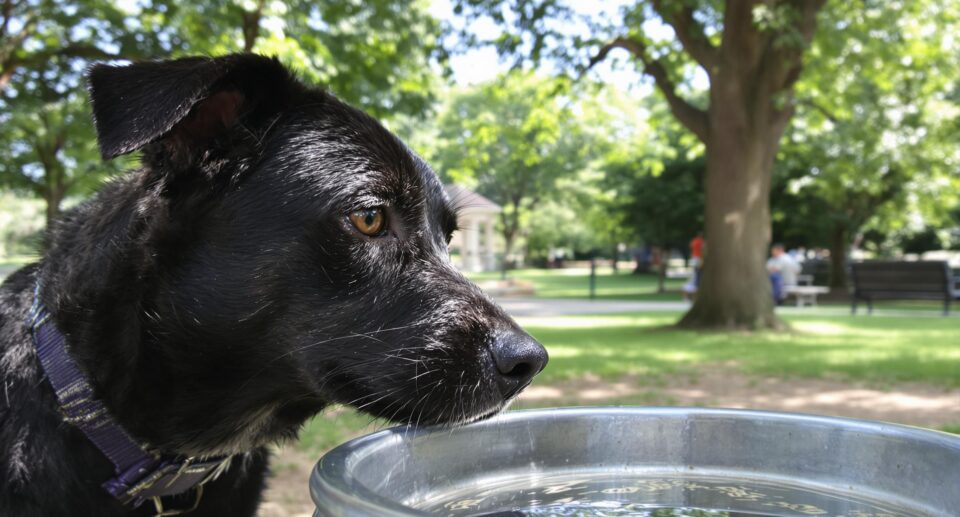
849,260,960,315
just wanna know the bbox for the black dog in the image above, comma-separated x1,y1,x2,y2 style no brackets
0,54,547,516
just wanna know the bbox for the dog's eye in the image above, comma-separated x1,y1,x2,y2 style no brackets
349,208,387,237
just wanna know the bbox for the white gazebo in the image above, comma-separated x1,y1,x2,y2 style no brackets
445,185,501,272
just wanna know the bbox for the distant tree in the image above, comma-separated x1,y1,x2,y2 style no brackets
0,0,167,90
432,73,590,276
899,228,944,256
0,0,171,223
776,1,960,287
605,153,704,292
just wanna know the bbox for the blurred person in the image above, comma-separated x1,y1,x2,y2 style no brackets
685,233,705,301
768,243,801,303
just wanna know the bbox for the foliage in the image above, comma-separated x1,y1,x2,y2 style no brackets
604,150,704,252
162,0,445,121
776,0,960,264
0,0,172,221
522,198,608,264
0,0,444,224
431,72,591,267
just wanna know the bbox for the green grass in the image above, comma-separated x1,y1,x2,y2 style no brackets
0,254,36,281
295,311,960,453
519,312,960,387
468,267,955,312
467,267,686,301
296,408,387,455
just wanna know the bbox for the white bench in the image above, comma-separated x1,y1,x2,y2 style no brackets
785,285,830,307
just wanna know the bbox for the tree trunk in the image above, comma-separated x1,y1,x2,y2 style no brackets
678,91,785,329
657,257,666,293
500,233,514,280
829,222,848,290
611,242,619,273
241,0,265,52
44,186,64,226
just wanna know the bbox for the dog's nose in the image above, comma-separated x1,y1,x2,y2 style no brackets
490,330,548,398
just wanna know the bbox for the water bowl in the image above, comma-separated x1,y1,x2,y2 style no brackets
309,407,960,516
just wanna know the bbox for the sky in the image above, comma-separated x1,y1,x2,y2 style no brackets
428,0,651,89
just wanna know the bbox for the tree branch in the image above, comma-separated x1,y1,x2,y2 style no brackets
795,97,838,123
770,0,828,93
1,0,14,39
0,43,117,90
650,0,718,72
588,37,709,141
0,12,35,62
242,0,267,53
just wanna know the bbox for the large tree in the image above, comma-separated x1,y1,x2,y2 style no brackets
456,0,827,329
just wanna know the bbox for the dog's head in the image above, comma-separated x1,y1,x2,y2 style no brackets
83,54,546,453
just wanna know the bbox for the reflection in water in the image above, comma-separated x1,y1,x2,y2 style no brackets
415,474,918,517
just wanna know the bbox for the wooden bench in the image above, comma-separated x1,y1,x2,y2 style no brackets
849,261,960,315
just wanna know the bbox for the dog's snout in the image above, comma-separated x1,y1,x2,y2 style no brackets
490,330,548,398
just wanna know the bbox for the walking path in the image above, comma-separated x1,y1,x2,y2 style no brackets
495,297,958,318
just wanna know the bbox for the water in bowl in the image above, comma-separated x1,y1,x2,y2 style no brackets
412,472,923,517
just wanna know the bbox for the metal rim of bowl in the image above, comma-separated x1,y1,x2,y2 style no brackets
310,406,960,516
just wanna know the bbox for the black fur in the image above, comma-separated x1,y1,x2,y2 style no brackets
0,54,546,516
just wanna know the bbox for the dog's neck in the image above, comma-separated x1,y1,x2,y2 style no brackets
37,174,324,456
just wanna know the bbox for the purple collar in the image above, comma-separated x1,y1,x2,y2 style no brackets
29,284,229,514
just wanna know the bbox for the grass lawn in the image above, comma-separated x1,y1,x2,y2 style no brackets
468,267,955,313
467,267,687,301
295,311,960,454
0,254,36,280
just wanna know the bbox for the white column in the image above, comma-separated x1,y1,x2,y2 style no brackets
484,219,496,271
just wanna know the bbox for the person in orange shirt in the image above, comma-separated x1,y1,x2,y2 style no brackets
690,232,704,268
684,232,705,300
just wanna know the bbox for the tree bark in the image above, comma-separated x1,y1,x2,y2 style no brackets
678,73,787,330
241,0,266,53
657,257,666,293
500,233,514,280
829,222,848,290
611,242,619,273
44,186,64,226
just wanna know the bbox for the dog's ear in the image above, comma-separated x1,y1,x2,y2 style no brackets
88,54,298,160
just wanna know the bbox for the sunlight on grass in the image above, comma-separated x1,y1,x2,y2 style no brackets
545,345,583,358
516,315,667,328
466,268,686,301
790,321,854,334
520,313,960,387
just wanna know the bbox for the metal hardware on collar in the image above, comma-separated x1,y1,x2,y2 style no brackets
152,486,204,517
28,282,229,508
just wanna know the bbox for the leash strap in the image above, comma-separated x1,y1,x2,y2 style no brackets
28,284,227,509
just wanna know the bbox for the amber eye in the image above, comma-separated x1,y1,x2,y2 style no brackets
349,208,386,236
